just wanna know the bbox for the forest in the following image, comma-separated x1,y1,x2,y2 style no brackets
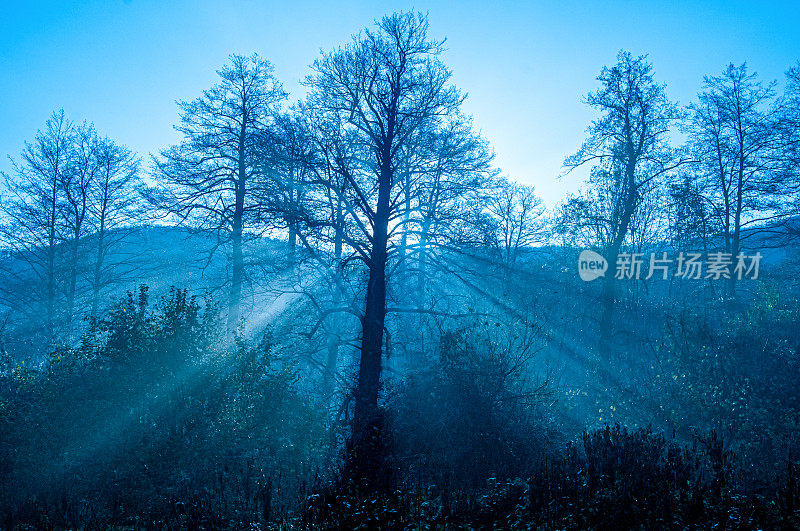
1,10,800,530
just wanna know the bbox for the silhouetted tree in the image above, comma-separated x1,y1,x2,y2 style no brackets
61,122,97,336
153,54,286,326
562,51,684,335
402,118,494,298
667,172,712,252
89,136,142,318
262,113,314,257
483,177,545,269
304,12,466,483
688,63,791,297
289,105,357,399
0,110,74,343
784,62,800,168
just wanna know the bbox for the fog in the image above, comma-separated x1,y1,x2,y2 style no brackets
1,10,800,530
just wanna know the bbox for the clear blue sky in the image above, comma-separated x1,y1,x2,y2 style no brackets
1,0,798,205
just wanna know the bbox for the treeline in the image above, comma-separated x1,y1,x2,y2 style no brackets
2,33,798,356
557,52,800,333
0,113,142,344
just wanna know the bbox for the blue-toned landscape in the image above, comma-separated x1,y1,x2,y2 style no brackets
1,3,800,529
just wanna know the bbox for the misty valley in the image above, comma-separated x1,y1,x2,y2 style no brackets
2,8,800,531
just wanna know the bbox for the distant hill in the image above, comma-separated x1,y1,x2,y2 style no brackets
0,225,291,361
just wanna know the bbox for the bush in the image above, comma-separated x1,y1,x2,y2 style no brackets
388,326,553,490
654,286,800,486
304,424,800,529
0,286,326,528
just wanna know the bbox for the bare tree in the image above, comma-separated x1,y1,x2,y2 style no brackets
666,172,712,252
89,136,142,318
483,177,545,270
61,122,98,336
784,62,800,169
689,63,792,296
403,118,494,297
303,12,466,481
0,110,74,343
770,63,800,242
153,54,286,326
294,107,357,398
562,51,684,332
261,113,315,257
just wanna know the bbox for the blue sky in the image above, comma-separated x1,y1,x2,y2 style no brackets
1,0,798,205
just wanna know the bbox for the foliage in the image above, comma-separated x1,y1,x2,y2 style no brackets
304,424,800,529
0,286,326,529
653,285,800,484
389,326,552,489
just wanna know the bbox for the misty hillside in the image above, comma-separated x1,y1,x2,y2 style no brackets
0,226,292,355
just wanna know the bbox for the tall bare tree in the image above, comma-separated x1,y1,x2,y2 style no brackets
689,63,791,296
89,137,142,318
290,107,355,398
153,54,286,326
304,12,467,481
61,122,98,336
261,113,315,257
562,51,684,332
0,110,74,343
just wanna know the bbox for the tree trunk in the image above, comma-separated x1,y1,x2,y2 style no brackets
287,222,297,258
229,123,248,328
398,165,411,276
350,152,391,485
66,232,80,338
287,166,298,258
229,168,246,328
600,164,636,353
46,173,58,344
728,135,745,299
91,202,107,320
322,196,345,398
417,218,432,305
322,297,340,400
46,234,56,343
229,196,245,328
91,234,104,319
